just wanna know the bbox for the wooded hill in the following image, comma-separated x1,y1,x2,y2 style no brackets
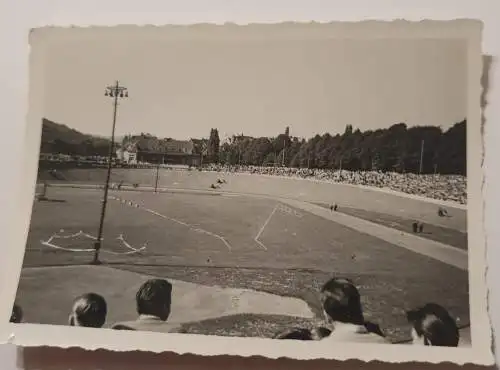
40,118,111,157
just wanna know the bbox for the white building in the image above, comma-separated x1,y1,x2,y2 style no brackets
116,147,138,164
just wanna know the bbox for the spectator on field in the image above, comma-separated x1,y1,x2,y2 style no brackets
111,279,182,333
319,278,388,344
68,293,107,328
10,303,23,323
438,207,449,217
412,222,418,233
406,303,459,347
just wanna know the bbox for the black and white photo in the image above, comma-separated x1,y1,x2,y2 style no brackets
0,21,491,364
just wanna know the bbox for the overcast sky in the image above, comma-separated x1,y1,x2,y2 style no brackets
41,29,467,141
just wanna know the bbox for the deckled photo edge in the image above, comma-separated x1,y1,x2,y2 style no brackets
1,20,493,365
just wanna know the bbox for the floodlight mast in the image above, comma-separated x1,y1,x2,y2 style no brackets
91,81,128,265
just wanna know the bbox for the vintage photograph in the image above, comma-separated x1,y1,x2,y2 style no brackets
1,22,490,363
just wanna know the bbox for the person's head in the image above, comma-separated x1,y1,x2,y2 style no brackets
274,327,332,341
69,293,107,328
320,278,364,325
10,303,23,323
274,328,314,340
406,303,459,347
136,279,173,321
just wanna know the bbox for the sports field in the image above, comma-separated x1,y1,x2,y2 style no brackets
16,169,469,343
38,168,467,230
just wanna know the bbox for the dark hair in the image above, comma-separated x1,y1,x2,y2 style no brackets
136,279,173,321
364,321,385,337
112,324,135,330
274,327,332,341
320,278,364,325
10,303,23,323
71,293,107,328
314,326,333,339
274,328,313,340
406,303,459,347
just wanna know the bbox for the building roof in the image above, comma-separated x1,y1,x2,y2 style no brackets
122,135,194,154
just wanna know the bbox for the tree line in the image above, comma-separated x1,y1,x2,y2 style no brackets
40,117,466,176
207,121,466,175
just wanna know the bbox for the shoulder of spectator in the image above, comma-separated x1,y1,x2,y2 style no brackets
170,325,188,334
273,327,311,340
273,326,331,340
110,322,135,330
364,321,385,337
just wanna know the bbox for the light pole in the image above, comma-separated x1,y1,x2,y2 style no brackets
419,139,425,174
282,139,286,167
154,154,162,193
91,81,128,265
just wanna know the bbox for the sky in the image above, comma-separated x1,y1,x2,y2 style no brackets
40,28,467,141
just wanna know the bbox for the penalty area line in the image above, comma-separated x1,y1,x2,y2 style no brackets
139,206,233,251
39,231,147,255
253,204,279,251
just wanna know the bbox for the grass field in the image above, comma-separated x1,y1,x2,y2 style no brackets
38,168,467,231
16,179,470,343
313,203,467,251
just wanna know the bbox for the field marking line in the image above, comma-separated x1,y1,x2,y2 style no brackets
253,204,279,250
39,230,147,255
139,206,232,251
116,234,148,253
40,239,146,255
277,204,303,218
50,230,97,240
254,239,268,251
40,240,94,252
109,194,232,251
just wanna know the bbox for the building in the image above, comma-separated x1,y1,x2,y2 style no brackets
163,139,194,154
116,147,138,164
118,136,201,166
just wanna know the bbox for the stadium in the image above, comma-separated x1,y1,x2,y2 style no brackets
15,165,469,343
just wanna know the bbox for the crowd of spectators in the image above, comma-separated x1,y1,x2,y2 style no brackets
202,165,467,205
11,277,466,347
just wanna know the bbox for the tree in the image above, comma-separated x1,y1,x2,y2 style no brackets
180,119,465,175
344,124,353,136
263,152,277,166
219,142,232,165
207,128,220,164
438,120,466,175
